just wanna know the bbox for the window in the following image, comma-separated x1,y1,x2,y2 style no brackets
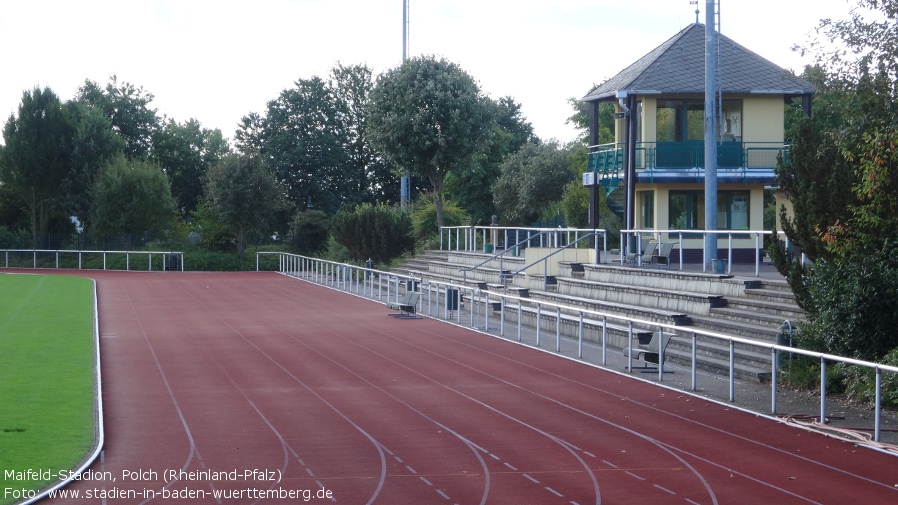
655,99,743,142
669,191,704,230
669,190,751,231
640,191,654,229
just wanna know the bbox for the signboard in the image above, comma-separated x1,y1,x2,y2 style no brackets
582,172,597,186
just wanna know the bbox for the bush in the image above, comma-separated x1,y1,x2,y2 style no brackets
411,194,469,246
330,203,414,263
285,210,330,254
799,254,898,360
841,347,898,409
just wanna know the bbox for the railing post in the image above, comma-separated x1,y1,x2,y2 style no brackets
691,331,697,391
820,358,827,424
729,340,736,402
771,346,778,414
875,368,882,442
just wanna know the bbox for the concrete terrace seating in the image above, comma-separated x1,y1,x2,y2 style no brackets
391,249,804,381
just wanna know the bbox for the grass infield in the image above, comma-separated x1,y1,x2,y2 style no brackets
0,274,96,504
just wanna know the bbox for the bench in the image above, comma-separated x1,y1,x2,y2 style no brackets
623,331,675,371
386,291,421,318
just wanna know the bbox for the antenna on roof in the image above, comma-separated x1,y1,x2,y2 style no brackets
690,1,699,23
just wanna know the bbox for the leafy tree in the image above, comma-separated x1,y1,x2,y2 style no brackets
76,76,161,160
330,63,398,205
0,87,74,248
285,210,330,254
63,99,125,228
772,0,898,361
153,118,229,216
89,156,177,244
492,141,574,225
203,154,289,259
566,96,615,145
368,56,495,229
330,203,414,263
445,96,536,225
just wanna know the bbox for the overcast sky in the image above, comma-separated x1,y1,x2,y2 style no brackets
1,0,856,145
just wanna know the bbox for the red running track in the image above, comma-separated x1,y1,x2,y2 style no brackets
40,271,898,504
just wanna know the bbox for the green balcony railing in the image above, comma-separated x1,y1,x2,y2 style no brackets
587,141,789,174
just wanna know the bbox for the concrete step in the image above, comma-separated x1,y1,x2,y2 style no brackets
528,290,692,326
689,313,782,342
719,298,804,320
556,276,725,316
707,305,802,327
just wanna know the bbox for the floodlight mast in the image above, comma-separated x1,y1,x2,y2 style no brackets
400,0,411,207
703,0,719,269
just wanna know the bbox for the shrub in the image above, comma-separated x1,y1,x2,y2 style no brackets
799,254,898,360
285,210,330,254
330,203,414,263
841,347,898,409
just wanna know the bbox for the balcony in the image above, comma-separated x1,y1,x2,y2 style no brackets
587,141,789,185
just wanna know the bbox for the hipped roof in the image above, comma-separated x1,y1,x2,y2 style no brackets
581,23,813,102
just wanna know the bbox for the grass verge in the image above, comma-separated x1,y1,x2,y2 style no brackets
0,274,96,505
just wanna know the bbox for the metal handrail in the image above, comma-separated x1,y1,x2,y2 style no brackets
499,232,602,290
458,230,555,285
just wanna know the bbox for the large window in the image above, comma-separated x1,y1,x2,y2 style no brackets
656,99,742,142
669,190,750,230
640,191,654,229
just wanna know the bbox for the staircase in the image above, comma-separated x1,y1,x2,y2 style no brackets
392,249,802,382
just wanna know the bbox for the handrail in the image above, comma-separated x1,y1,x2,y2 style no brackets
458,230,554,279
499,232,602,290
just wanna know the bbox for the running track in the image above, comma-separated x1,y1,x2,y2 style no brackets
42,271,898,504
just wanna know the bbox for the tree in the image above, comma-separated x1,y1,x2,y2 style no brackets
76,76,161,160
89,156,177,244
153,118,229,216
0,87,74,248
285,210,330,254
368,56,495,229
771,0,898,361
63,99,125,229
330,63,398,205
492,141,574,225
445,96,537,225
203,155,289,259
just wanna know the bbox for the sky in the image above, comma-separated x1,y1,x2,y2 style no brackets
0,0,858,145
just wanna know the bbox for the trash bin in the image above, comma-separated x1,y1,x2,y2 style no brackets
711,258,727,274
445,288,459,312
484,244,494,253
166,253,180,271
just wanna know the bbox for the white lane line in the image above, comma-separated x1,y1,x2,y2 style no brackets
602,460,618,468
545,486,564,497
504,462,518,471
654,484,676,495
405,465,417,475
625,471,645,481
523,473,540,484
420,476,433,486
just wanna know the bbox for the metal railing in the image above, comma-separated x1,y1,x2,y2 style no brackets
262,252,898,447
439,226,607,256
1,249,185,271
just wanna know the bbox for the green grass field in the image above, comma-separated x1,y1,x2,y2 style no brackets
0,274,96,504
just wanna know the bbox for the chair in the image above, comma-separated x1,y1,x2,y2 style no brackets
386,291,421,318
652,242,677,269
625,238,654,264
639,242,659,266
623,331,675,372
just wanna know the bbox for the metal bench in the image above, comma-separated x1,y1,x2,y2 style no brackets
386,291,421,318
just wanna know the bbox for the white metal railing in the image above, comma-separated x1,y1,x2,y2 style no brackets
262,252,898,446
1,249,184,271
439,226,607,256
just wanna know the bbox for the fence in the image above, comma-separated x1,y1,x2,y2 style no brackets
260,251,898,447
1,249,184,272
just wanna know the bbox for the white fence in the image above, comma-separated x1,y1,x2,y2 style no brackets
1,249,184,271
